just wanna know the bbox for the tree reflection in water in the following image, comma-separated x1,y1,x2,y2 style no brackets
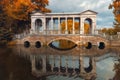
113,58,120,80
0,47,46,80
1,45,120,80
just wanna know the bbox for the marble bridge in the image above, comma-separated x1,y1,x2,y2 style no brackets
15,10,110,46
17,34,109,46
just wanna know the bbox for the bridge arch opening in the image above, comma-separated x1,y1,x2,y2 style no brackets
35,58,42,70
85,42,92,49
84,18,92,34
24,41,30,48
84,57,93,73
35,41,41,48
48,39,77,50
98,42,105,49
35,19,42,33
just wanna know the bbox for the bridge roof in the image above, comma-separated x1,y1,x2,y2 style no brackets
31,10,98,16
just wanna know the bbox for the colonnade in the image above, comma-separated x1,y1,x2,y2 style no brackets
30,10,97,35
46,17,80,34
30,55,96,77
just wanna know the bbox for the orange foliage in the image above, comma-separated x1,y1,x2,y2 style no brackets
101,28,117,35
113,61,120,80
60,19,79,34
60,19,91,34
110,0,120,25
84,23,90,34
109,0,120,33
1,0,51,20
59,40,76,49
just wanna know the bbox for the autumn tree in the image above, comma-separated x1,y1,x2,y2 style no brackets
0,0,51,20
109,0,120,32
84,23,90,34
60,19,91,34
107,28,117,35
112,60,120,80
61,19,79,34
0,0,51,44
101,28,117,35
101,28,107,33
0,0,51,33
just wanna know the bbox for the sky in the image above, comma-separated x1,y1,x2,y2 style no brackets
47,0,114,29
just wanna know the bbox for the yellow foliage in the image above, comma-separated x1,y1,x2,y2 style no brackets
7,40,17,46
101,28,117,35
110,0,120,27
60,19,79,34
59,40,75,49
101,28,107,33
84,23,90,34
60,19,91,34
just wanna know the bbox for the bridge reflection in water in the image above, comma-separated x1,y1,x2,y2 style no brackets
13,45,120,80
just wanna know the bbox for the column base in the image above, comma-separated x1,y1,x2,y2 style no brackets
58,30,61,34
73,31,75,34
80,31,84,34
65,31,68,34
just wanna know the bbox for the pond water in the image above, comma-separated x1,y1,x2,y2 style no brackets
0,40,120,80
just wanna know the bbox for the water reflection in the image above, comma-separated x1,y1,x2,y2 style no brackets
0,47,41,80
11,45,120,80
30,55,96,80
49,39,77,50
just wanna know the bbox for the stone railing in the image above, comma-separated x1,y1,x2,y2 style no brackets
13,30,120,41
13,31,30,40
96,32,120,40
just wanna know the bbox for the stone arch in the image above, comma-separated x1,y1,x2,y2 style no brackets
47,37,77,46
85,42,92,49
98,42,105,49
24,41,30,48
35,57,43,70
84,57,93,73
35,41,41,48
84,18,92,34
35,19,43,33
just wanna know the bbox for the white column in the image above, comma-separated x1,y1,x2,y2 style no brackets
72,56,76,73
58,56,61,73
42,55,46,73
79,17,81,34
30,55,36,72
73,17,75,34
30,18,36,34
51,17,53,34
51,55,54,72
58,17,61,34
65,56,68,73
80,18,84,34
91,57,96,73
79,56,85,73
44,17,46,35
92,18,96,35
65,17,68,34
